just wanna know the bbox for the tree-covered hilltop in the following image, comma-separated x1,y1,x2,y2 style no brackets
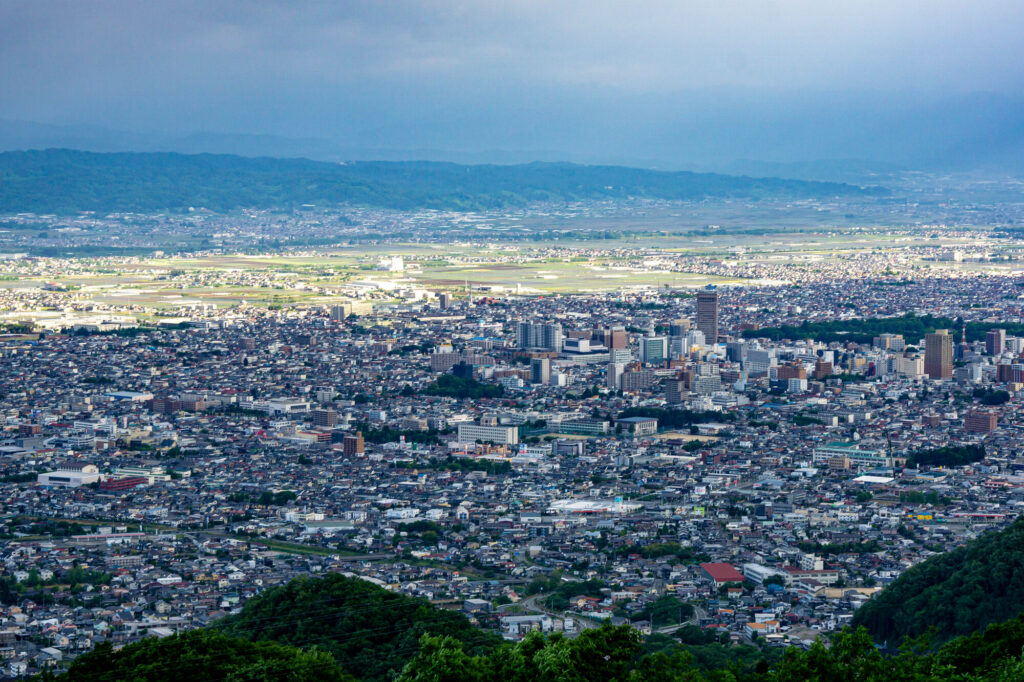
851,517,1024,646
52,629,353,682
742,312,1024,345
0,149,884,215
212,573,502,682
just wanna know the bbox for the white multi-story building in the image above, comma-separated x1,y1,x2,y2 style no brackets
456,423,519,445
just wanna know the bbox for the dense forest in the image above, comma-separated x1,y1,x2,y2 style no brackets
55,629,353,681
52,617,1024,682
0,149,883,214
851,517,1024,645
742,313,1024,345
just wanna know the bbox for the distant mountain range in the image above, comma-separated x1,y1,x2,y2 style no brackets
5,91,1024,180
0,148,885,215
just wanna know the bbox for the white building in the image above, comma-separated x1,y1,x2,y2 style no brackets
456,423,519,445
37,464,101,488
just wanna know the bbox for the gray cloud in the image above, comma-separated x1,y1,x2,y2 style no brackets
1,0,1022,167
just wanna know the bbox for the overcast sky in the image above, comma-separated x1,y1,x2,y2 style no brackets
2,1,1022,167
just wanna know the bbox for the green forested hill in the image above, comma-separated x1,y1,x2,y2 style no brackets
212,573,502,682
0,149,884,214
55,629,353,682
851,518,1024,645
43,571,1024,682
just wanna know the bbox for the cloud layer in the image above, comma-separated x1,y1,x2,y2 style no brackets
1,1,1022,167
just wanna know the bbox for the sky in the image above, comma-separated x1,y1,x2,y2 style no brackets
2,0,1023,170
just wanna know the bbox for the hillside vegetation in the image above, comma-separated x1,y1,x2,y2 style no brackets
0,149,884,214
44,567,1024,682
212,573,502,682
55,629,353,682
851,518,1024,645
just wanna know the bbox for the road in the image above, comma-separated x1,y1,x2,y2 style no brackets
654,604,708,634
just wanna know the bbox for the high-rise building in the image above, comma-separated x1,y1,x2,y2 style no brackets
640,336,668,365
603,326,628,349
924,329,954,379
531,357,551,385
986,328,1006,355
665,378,686,404
452,362,475,379
330,304,351,322
607,362,625,390
669,319,691,336
609,348,632,364
813,359,833,380
438,292,451,310
725,341,748,363
696,286,719,345
343,432,365,456
516,322,563,351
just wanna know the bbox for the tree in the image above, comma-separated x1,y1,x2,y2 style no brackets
59,630,354,682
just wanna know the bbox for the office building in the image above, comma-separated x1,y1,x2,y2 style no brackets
924,329,954,379
640,336,668,365
438,292,451,310
696,286,719,345
531,357,551,385
665,378,686,404
726,341,748,363
603,326,628,349
669,318,691,336
609,348,632,364
986,328,1006,355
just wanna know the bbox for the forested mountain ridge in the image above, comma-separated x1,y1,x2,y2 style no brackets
851,517,1024,645
211,573,502,682
0,149,886,215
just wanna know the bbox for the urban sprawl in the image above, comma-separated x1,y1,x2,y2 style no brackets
0,212,1023,676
